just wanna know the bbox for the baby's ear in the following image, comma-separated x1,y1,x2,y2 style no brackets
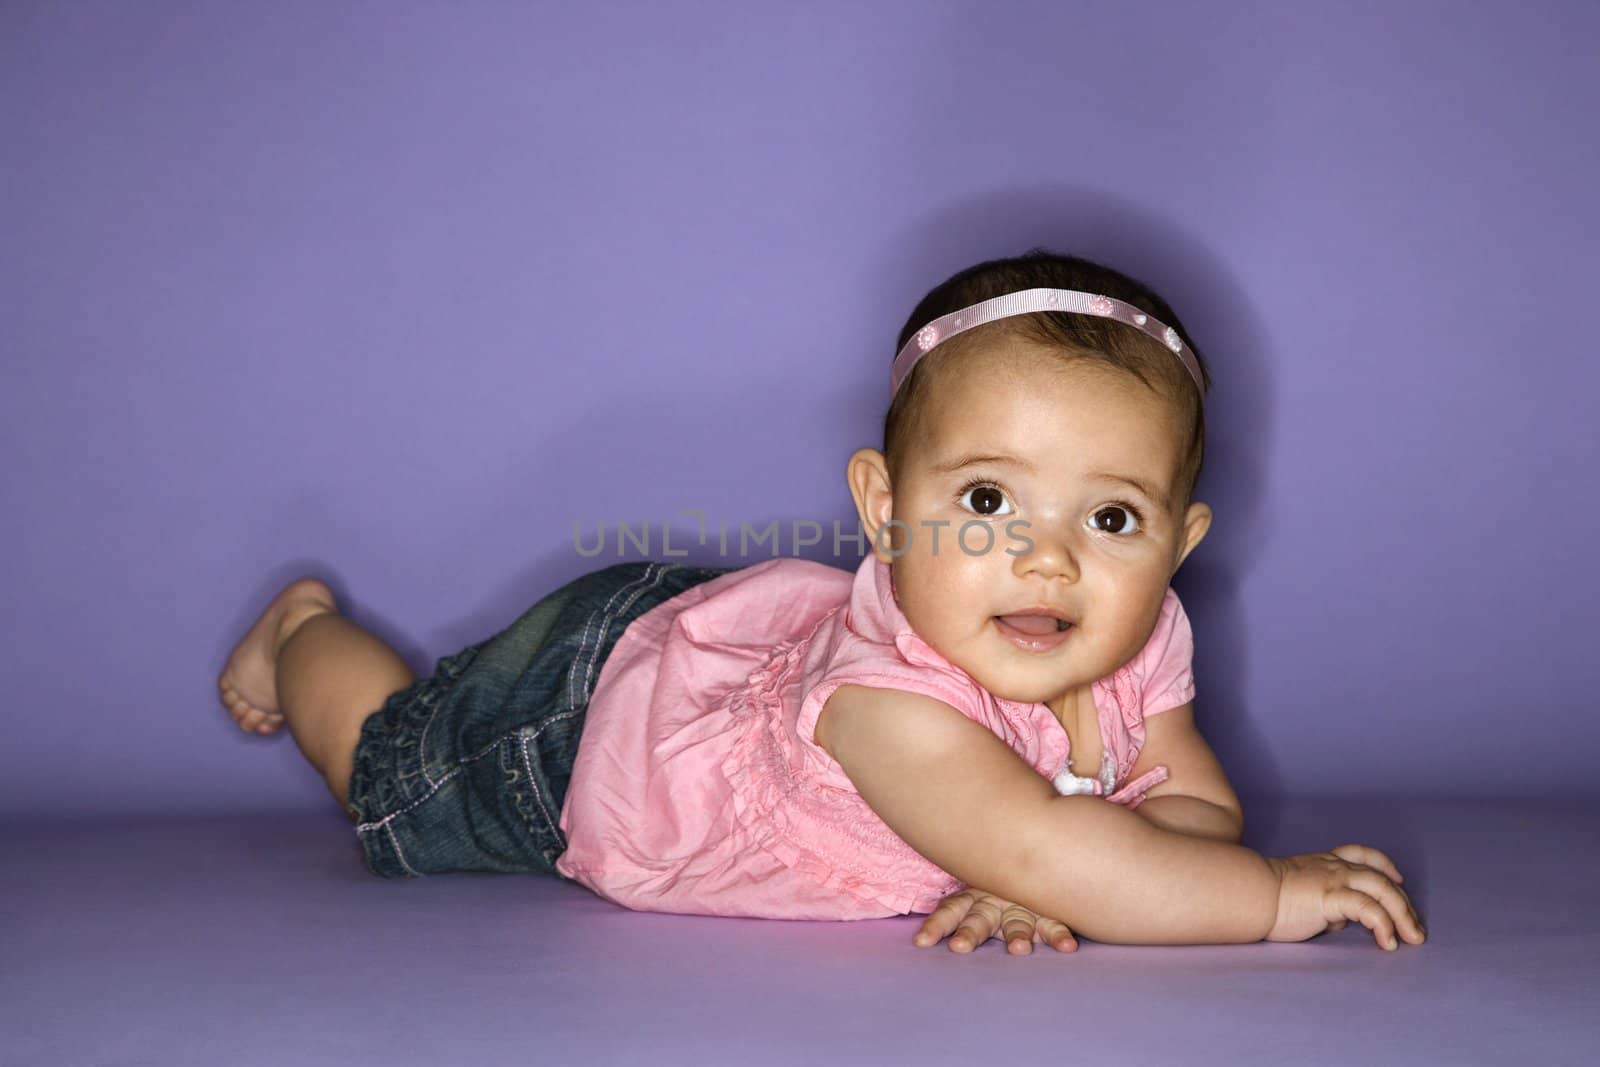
846,448,897,562
1173,501,1213,572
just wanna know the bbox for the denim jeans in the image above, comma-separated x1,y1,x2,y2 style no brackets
344,561,734,878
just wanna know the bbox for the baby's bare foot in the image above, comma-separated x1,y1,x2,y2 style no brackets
218,578,338,735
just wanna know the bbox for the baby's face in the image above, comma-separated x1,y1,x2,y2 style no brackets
850,338,1211,718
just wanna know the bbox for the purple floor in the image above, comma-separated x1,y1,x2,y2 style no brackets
4,795,1595,1065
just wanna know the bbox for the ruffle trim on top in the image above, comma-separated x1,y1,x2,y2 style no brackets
718,640,961,916
1104,764,1170,808
891,628,946,670
1106,663,1145,755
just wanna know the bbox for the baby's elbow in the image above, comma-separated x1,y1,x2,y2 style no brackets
1224,803,1245,843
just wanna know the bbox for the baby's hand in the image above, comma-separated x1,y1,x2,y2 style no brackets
913,887,1078,955
1265,844,1427,950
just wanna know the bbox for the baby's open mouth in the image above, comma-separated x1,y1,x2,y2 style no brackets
994,614,1073,635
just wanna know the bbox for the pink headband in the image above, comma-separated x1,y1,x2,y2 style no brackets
889,287,1205,402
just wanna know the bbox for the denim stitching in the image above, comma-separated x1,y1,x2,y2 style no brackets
565,563,663,708
419,565,662,792
353,765,461,833
353,563,701,875
384,822,421,877
573,563,670,706
352,732,515,834
418,687,444,790
520,730,556,852
520,708,580,844
353,713,575,875
419,648,483,789
562,563,657,708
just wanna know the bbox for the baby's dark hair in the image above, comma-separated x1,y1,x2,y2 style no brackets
883,247,1213,512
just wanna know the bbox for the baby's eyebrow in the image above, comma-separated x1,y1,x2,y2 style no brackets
1086,471,1168,506
928,452,1034,474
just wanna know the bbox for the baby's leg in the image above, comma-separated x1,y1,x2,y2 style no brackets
217,579,415,813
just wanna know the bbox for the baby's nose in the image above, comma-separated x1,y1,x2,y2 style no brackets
1009,523,1081,581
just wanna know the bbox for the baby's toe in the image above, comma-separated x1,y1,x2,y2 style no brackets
220,688,249,720
248,709,286,734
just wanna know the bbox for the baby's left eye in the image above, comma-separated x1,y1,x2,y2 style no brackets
1089,505,1141,535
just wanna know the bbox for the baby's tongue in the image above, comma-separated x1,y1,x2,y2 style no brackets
997,614,1062,635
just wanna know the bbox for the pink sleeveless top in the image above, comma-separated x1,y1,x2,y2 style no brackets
554,553,1196,919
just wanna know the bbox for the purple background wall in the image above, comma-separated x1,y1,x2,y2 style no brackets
4,1,1596,819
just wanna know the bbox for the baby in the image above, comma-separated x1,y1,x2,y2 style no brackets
218,248,1425,954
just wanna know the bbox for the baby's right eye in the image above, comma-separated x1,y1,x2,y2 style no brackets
956,479,1015,517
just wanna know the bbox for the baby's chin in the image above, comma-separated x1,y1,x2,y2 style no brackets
917,625,1092,704
958,661,1081,707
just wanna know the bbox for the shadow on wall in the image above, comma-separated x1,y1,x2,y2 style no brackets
214,375,871,689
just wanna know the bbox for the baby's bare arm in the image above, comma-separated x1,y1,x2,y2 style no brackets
816,684,1277,945
1130,794,1243,843
1026,796,1275,944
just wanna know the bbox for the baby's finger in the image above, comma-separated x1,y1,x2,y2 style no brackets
1330,886,1399,951
949,898,1004,953
1330,843,1404,885
1035,917,1078,952
913,893,975,947
1350,869,1426,945
1329,850,1421,929
998,904,1037,955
